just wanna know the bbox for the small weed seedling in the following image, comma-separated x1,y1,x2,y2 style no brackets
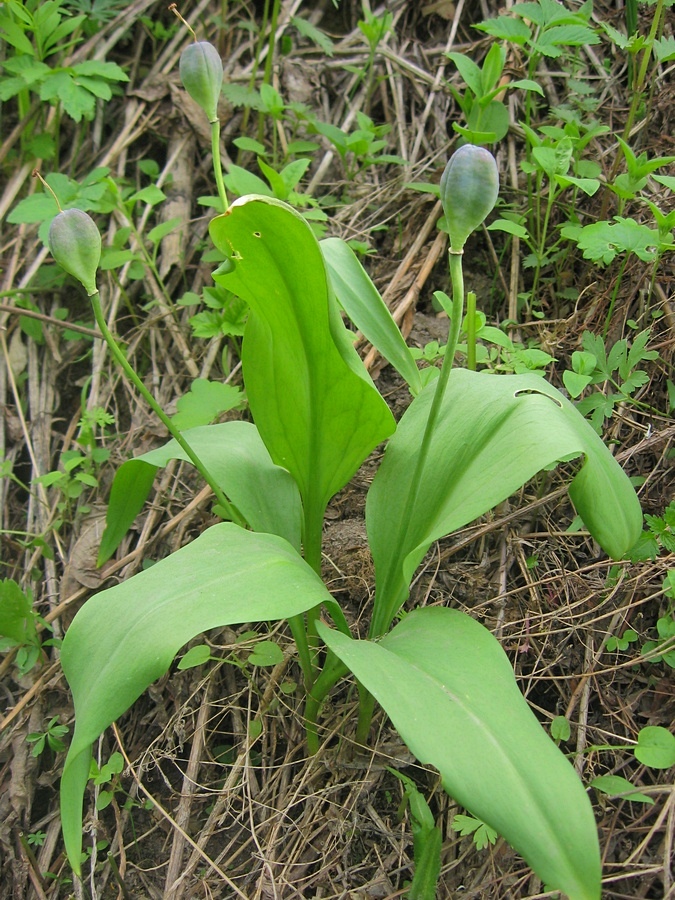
562,328,660,431
0,577,46,675
27,715,69,758
39,19,646,900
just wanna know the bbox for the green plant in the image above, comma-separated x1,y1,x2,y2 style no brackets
489,118,605,311
89,751,124,811
0,577,44,674
562,217,673,335
550,718,675,807
451,813,498,851
605,628,638,653
27,715,69,757
0,0,128,151
26,830,48,847
639,570,675,666
388,768,442,900
42,30,647,899
446,42,543,144
33,404,113,524
561,329,659,432
628,502,675,561
308,110,406,182
350,5,393,112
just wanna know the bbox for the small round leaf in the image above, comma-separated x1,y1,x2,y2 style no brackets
634,726,675,769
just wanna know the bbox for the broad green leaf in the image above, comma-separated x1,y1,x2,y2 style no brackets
224,165,272,198
445,51,483,98
563,369,593,398
467,99,509,142
62,523,331,873
177,644,212,670
320,237,423,394
510,78,544,95
146,216,182,245
634,726,675,768
318,608,602,900
367,369,642,636
488,218,530,239
551,715,571,742
97,421,302,564
210,197,395,537
247,639,284,666
554,174,600,196
591,775,654,804
128,185,165,207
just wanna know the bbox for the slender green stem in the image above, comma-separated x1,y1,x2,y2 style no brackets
602,254,629,338
369,249,464,641
355,683,376,745
466,290,477,371
90,290,244,525
211,119,228,212
304,651,349,754
623,0,664,143
287,613,315,692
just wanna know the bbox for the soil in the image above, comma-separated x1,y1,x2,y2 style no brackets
1,1,674,898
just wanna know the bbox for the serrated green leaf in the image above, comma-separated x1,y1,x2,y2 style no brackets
73,59,128,82
572,217,660,264
171,379,245,431
475,16,531,43
291,15,334,56
221,83,263,109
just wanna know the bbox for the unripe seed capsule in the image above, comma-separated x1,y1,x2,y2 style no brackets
48,208,101,296
179,41,223,123
440,144,499,252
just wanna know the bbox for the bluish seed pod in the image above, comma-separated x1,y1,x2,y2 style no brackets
440,144,499,252
48,208,101,296
179,41,223,123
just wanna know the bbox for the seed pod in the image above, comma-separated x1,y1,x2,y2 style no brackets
179,41,223,122
440,144,499,252
48,208,101,296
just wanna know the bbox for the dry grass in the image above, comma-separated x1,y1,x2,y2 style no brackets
1,0,674,897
